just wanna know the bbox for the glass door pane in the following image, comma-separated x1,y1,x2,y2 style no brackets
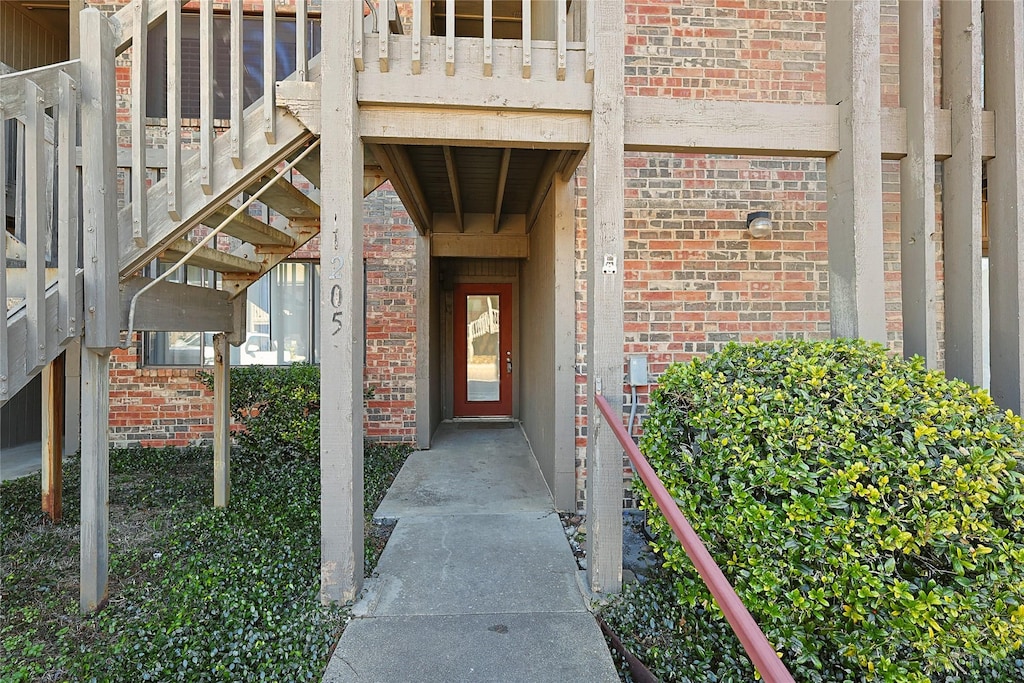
465,294,500,402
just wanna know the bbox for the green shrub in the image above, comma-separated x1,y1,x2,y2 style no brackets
200,363,321,459
636,338,1024,682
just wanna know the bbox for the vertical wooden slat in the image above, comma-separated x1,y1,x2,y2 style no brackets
585,0,624,595
557,0,567,81
166,0,181,218
585,1,594,83
521,0,531,78
378,0,389,73
824,1,886,342
985,0,1024,411
0,103,7,404
445,0,455,76
229,0,243,169
412,0,422,74
213,333,230,507
199,1,214,194
296,0,308,81
320,0,365,605
354,0,364,71
130,0,147,246
57,71,78,341
483,0,493,76
41,353,65,522
263,0,276,144
941,0,984,384
899,0,937,366
25,79,46,374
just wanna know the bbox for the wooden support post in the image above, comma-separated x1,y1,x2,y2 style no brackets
585,0,624,596
79,8,118,614
985,0,1024,411
824,1,886,343
941,0,984,384
320,0,364,604
41,353,65,522
213,333,230,507
899,0,938,366
493,148,511,234
79,345,110,613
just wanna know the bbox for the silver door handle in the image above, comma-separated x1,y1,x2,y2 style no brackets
506,352,512,374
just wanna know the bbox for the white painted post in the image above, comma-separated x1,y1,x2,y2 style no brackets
985,0,1024,411
353,0,364,72
229,0,243,169
263,0,276,144
320,0,365,604
824,1,886,343
199,1,214,194
941,0,984,384
25,79,47,375
483,0,492,76
79,7,118,614
557,0,567,81
213,333,231,507
412,0,422,74
167,0,181,218
445,0,455,76
584,0,594,83
521,0,532,79
585,0,624,595
130,0,148,246
378,0,390,73
898,0,938,366
296,0,308,81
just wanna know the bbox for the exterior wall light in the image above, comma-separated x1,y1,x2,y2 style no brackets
746,211,773,239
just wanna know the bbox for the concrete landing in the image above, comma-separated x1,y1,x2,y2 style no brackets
323,422,619,683
0,441,42,481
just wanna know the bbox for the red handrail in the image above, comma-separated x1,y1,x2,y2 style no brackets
595,393,795,683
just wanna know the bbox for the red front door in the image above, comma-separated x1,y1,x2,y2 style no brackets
453,283,513,417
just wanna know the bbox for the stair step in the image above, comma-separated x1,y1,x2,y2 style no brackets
162,239,263,275
201,206,297,248
246,175,320,220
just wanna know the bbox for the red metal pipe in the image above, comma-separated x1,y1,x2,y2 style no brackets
595,393,795,683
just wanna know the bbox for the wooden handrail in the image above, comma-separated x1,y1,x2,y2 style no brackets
594,393,796,683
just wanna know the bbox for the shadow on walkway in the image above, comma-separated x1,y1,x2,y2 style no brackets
323,422,619,682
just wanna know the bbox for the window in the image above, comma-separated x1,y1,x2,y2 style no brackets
145,14,322,120
144,261,321,366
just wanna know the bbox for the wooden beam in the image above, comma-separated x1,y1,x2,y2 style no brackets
213,333,230,507
41,353,64,522
361,105,590,149
941,0,984,385
320,0,365,604
899,0,939,367
356,38,592,111
431,232,528,258
368,143,432,234
202,206,297,248
79,345,110,613
293,145,322,187
278,80,321,135
985,0,1024,412
525,150,566,234
161,239,263,275
119,276,236,332
585,0,624,596
0,61,81,118
442,146,464,232
80,9,120,351
824,1,886,342
493,147,511,234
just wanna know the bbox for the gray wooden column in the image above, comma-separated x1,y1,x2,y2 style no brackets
79,8,118,613
64,337,82,454
899,0,938,365
320,0,365,604
824,1,886,342
985,0,1024,411
414,234,433,450
585,0,624,595
941,0,984,384
213,333,231,507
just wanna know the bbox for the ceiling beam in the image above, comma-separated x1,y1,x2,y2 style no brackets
493,148,512,234
442,146,464,232
526,150,568,234
367,143,432,235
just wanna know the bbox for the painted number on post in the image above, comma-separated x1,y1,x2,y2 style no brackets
330,284,343,335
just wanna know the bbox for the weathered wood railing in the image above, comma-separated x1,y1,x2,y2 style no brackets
594,393,796,683
360,0,591,81
1,60,83,407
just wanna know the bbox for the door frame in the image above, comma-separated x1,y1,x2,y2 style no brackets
452,283,514,417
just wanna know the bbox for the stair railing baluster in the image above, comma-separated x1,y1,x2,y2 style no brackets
130,0,148,247
264,0,276,143
296,0,308,81
199,1,214,194
25,79,46,374
229,0,243,169
57,71,78,339
166,0,181,219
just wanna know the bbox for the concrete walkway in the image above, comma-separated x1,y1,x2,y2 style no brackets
0,441,42,481
323,422,619,683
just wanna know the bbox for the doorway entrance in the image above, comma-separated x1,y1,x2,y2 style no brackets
453,283,513,417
